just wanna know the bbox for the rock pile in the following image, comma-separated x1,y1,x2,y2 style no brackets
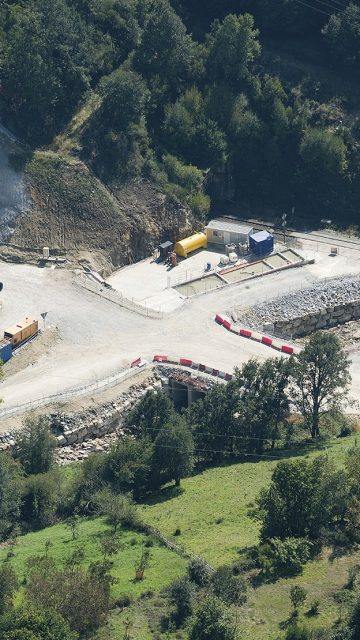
234,275,360,338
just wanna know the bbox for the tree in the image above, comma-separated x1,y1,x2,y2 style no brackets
152,416,194,487
323,4,360,70
257,537,311,578
211,566,247,605
106,436,153,500
300,129,348,177
15,417,57,475
207,13,261,86
0,606,78,640
254,456,348,540
125,390,176,440
1,0,96,143
233,357,293,452
134,547,151,581
189,595,236,640
290,585,307,614
291,333,351,438
99,531,121,561
26,557,110,636
21,471,60,530
93,488,139,531
169,577,193,625
0,452,22,541
0,564,18,615
98,68,150,132
134,0,195,87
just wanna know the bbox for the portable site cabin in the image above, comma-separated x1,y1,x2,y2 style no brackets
174,232,207,258
158,241,173,260
249,230,274,256
205,218,253,247
4,317,38,347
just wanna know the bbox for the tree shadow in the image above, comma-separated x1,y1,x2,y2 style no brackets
142,485,184,507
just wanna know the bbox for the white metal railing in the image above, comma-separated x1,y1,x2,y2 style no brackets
75,274,164,319
0,364,150,419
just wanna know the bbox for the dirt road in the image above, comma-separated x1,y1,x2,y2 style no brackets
0,253,360,418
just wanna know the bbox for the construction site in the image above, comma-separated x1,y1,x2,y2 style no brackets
1,216,360,455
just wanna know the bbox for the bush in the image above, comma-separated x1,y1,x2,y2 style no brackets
188,557,212,586
307,598,320,616
285,623,311,640
257,537,312,578
169,577,193,625
211,565,247,605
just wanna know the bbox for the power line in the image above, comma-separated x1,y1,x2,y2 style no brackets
125,423,307,444
312,0,348,11
291,0,336,17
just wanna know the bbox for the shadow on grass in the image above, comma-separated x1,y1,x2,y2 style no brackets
144,485,184,507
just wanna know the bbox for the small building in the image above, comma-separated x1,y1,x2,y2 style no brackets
174,232,207,258
205,218,253,247
249,230,274,256
4,317,38,347
158,240,173,260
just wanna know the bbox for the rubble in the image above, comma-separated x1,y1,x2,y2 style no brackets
232,275,360,338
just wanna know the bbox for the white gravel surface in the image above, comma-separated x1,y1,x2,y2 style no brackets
0,247,360,417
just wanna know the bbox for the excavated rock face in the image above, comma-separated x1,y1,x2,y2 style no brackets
4,151,195,274
0,129,31,241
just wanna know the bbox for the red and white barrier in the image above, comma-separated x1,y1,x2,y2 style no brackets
131,357,142,368
214,315,297,356
152,355,233,381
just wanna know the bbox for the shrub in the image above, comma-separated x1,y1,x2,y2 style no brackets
307,598,320,616
169,577,193,625
173,528,181,536
290,585,307,613
211,565,247,605
188,557,212,586
257,537,312,578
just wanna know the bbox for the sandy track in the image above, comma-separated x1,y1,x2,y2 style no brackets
0,254,360,421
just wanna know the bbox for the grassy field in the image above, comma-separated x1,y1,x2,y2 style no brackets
2,435,358,639
141,436,357,567
0,517,187,603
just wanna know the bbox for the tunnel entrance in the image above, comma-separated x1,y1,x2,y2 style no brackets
168,373,208,409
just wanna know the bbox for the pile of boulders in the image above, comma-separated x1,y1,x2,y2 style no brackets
233,275,360,338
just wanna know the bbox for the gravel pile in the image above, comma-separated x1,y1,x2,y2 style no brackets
235,275,360,328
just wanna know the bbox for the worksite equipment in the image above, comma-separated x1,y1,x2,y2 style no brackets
4,317,38,347
249,230,274,256
174,232,207,258
43,247,50,259
158,241,173,260
0,339,12,363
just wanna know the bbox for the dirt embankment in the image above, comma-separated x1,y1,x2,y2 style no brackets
2,151,195,275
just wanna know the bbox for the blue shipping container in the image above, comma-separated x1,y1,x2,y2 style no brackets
249,230,274,256
0,340,12,363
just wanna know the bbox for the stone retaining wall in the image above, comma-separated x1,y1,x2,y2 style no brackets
265,299,360,338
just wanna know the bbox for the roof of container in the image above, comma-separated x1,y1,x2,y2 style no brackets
4,317,37,336
159,240,173,250
249,230,273,242
205,218,253,234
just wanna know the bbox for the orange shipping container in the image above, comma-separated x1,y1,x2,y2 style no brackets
4,317,38,346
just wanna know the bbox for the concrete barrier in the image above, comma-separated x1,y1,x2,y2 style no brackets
215,314,224,325
281,345,294,354
180,358,193,366
153,355,168,362
240,329,252,338
213,316,299,356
